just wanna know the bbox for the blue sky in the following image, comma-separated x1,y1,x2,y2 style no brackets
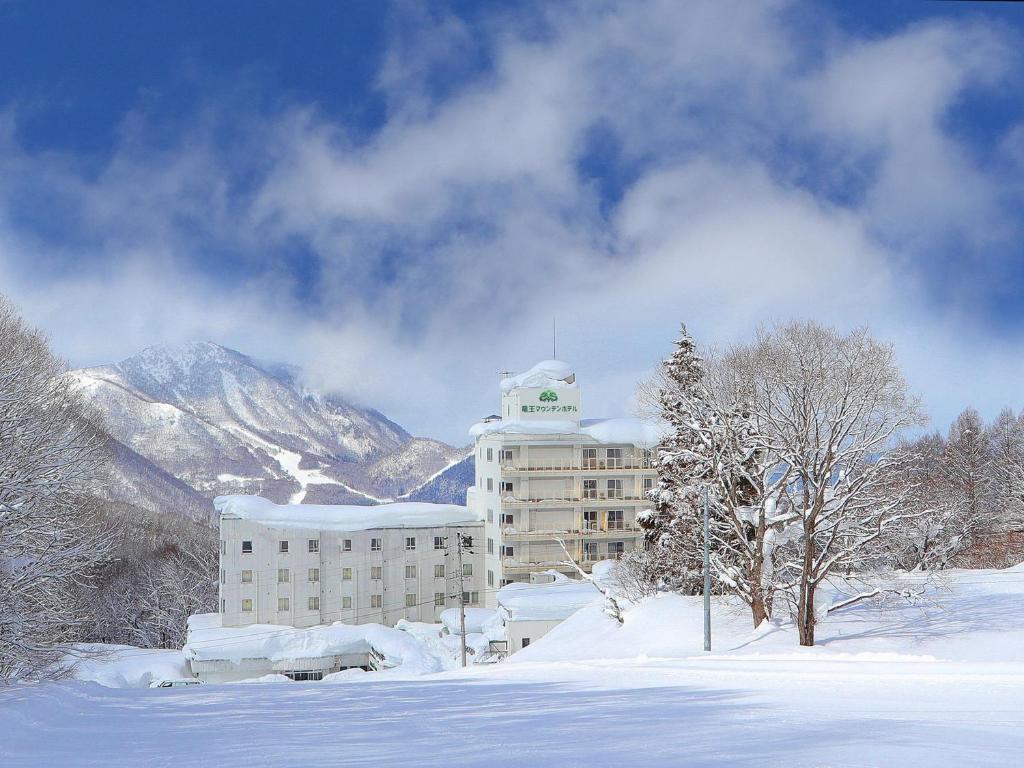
2,0,1024,443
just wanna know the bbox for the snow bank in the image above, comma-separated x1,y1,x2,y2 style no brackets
500,360,576,391
214,495,481,531
512,565,1024,665
497,572,602,621
184,620,447,675
63,644,190,688
470,417,664,445
227,673,292,684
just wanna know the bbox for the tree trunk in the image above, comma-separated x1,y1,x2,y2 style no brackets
797,521,816,646
749,553,769,627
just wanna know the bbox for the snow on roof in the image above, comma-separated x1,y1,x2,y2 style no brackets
496,572,603,621
439,607,497,636
500,360,576,392
469,417,665,447
184,619,445,673
214,495,482,531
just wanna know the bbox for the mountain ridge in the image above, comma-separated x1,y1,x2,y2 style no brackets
71,341,470,516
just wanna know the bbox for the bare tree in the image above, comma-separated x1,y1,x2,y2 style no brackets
986,408,1024,533
748,322,926,646
0,296,112,681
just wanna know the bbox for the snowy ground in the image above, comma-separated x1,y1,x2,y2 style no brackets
3,568,1024,766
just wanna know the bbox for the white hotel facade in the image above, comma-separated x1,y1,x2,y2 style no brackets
214,359,659,630
217,497,485,629
467,361,660,607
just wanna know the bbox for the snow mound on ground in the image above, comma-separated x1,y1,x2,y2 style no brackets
323,668,367,683
184,620,448,674
513,566,1024,665
500,360,576,391
227,673,292,684
63,644,191,688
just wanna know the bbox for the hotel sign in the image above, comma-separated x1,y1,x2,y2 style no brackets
516,387,581,418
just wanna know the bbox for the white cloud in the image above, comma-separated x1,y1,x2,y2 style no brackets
1,1,1023,444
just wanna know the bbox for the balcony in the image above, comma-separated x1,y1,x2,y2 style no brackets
500,493,648,507
501,457,653,474
500,526,642,541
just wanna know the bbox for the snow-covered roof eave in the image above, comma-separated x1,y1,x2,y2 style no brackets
214,495,483,532
469,417,666,447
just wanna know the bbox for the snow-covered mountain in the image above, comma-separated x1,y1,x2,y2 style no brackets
71,342,468,516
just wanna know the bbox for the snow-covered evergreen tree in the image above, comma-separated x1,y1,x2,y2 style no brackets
638,324,718,593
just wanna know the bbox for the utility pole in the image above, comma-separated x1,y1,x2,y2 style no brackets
455,532,474,667
703,486,712,652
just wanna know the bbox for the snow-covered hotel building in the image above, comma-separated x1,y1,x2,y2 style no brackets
216,496,485,629
468,361,660,607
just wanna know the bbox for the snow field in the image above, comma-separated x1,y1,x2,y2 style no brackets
4,566,1024,766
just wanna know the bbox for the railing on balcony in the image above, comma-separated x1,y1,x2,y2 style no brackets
501,493,648,504
501,456,653,472
501,526,641,537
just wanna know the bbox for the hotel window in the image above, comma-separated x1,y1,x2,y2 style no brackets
279,540,289,554
501,545,514,557
241,599,253,612
607,510,625,530
308,596,320,611
486,447,493,462
434,592,446,607
583,479,597,499
371,566,382,580
405,536,416,551
584,510,598,530
371,594,382,609
583,448,598,469
220,569,225,585
371,538,382,552
463,563,473,577
487,570,494,587
308,568,320,583
487,508,494,523
342,539,352,552
308,539,319,553
434,536,445,550
405,565,417,579
607,479,623,498
584,541,598,560
220,540,226,555
501,513,514,525
500,449,513,463
643,477,654,494
486,478,493,492
487,538,494,554
220,599,225,613
608,541,625,558
522,638,531,648
500,481,513,495
278,597,289,612
342,567,352,581
342,596,352,609
434,564,445,578
606,448,623,468
278,568,290,583
241,570,253,583
241,540,252,554
405,593,417,608
462,591,479,605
